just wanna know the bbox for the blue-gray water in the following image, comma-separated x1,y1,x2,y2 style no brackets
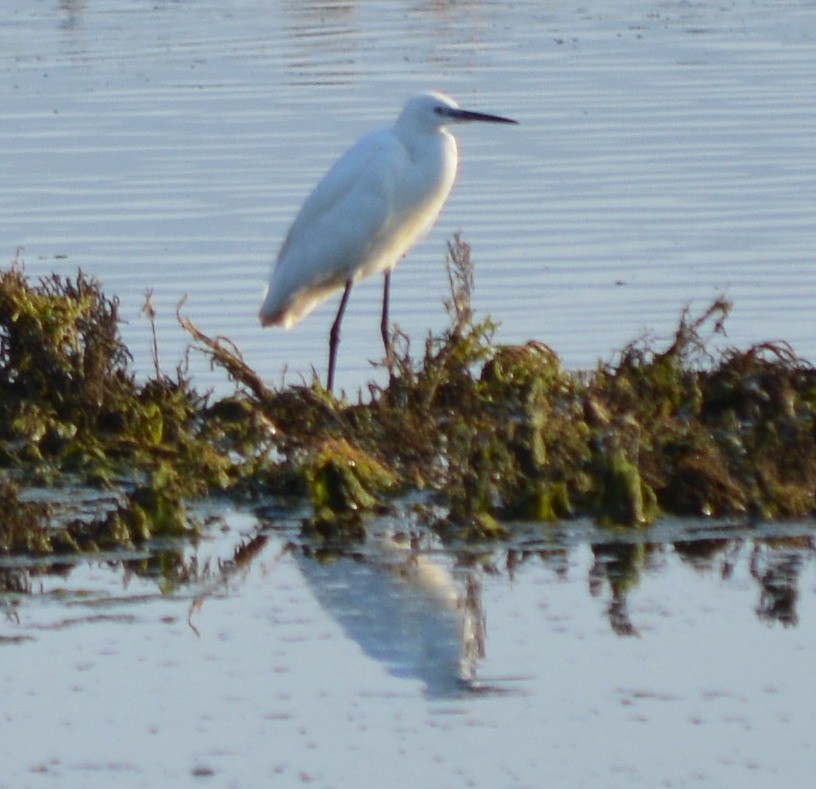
3,512,815,787
2,2,816,786
2,0,814,394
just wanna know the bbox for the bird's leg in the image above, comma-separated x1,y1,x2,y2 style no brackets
327,281,352,393
380,270,391,360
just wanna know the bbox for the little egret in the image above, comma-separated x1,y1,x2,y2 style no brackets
259,91,518,392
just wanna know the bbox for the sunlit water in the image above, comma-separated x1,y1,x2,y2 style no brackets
2,0,814,394
2,1,816,786
3,512,816,787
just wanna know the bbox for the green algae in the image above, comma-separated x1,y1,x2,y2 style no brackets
3,241,816,554
0,264,220,553
0,480,53,554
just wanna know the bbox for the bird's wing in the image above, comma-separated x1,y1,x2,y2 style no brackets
262,129,408,326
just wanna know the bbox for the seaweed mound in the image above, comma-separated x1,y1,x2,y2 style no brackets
3,239,816,554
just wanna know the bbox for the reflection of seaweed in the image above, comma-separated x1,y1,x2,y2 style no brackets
1,569,30,596
185,533,297,636
583,533,814,634
589,542,644,636
506,546,570,581
5,498,816,643
750,538,811,627
673,537,741,581
460,572,486,680
673,537,732,568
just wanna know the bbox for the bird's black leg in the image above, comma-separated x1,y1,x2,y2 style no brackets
380,270,391,358
327,281,352,393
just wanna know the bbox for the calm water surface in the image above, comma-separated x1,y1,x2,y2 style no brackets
2,1,816,786
2,512,816,787
2,0,814,392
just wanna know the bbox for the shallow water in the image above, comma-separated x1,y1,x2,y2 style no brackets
2,513,816,787
2,1,816,786
2,0,815,393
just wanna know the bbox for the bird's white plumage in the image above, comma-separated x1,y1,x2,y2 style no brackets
258,91,517,390
260,93,461,328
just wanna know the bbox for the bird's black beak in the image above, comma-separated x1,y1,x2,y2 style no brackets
447,107,518,125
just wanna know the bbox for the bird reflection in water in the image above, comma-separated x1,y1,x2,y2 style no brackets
293,533,486,698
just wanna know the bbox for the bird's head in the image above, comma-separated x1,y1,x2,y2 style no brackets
396,92,518,135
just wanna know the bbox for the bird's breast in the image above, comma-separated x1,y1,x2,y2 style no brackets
353,137,457,283
393,132,458,232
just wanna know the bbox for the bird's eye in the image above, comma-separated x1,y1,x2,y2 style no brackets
433,106,444,115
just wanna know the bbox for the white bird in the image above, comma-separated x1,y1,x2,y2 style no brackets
259,91,518,392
